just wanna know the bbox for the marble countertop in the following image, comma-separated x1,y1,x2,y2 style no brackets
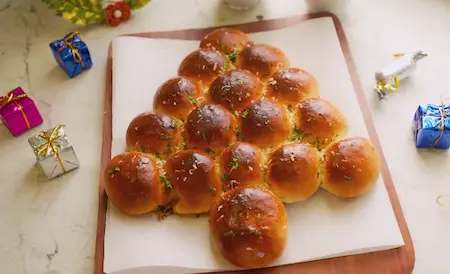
1,0,450,273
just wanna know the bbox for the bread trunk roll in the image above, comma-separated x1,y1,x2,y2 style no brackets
209,186,287,268
200,27,251,63
267,143,320,203
104,152,163,215
321,137,381,198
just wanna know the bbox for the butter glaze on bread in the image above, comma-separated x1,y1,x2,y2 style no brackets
294,98,348,149
209,69,263,111
199,28,251,62
184,104,237,151
240,99,291,148
126,112,181,159
236,44,290,81
267,143,320,203
165,150,222,214
153,76,203,120
321,137,381,198
266,68,320,104
209,186,287,268
220,142,264,191
178,49,231,87
104,152,162,215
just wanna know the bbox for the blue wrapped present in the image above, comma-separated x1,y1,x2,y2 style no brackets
413,104,450,149
49,31,92,78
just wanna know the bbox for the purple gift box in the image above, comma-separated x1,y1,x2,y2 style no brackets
0,87,43,136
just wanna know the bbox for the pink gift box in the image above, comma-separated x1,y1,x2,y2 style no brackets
0,87,43,136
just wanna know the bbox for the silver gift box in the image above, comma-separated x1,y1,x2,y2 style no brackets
28,125,79,179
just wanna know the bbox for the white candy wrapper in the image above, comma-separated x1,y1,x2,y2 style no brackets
374,51,427,100
28,125,79,179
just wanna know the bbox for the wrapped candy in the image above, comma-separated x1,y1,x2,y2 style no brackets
0,87,43,136
374,51,427,100
28,125,80,179
413,103,450,149
49,31,93,78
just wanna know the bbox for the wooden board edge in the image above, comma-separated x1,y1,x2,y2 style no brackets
95,12,415,274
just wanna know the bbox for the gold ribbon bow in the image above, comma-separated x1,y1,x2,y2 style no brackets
376,53,404,92
0,91,31,128
37,125,67,173
59,31,85,68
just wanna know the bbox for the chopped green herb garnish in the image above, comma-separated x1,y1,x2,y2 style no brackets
171,119,177,128
141,145,146,153
227,49,238,62
108,167,121,174
344,175,352,182
257,213,262,220
222,60,229,71
251,230,262,237
223,231,235,237
202,132,207,140
160,135,172,140
260,183,269,189
188,96,197,105
209,186,216,194
262,72,270,78
154,151,161,159
221,173,229,181
230,156,240,171
160,175,173,189
241,109,249,118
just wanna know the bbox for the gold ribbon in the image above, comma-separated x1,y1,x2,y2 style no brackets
376,53,404,93
59,31,85,68
37,125,67,173
426,96,450,147
0,91,31,128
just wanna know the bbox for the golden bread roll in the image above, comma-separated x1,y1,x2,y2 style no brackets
153,76,203,120
266,68,320,104
200,28,251,62
236,44,290,81
184,104,237,151
165,150,222,214
209,69,263,111
126,112,181,159
294,98,348,149
178,49,231,87
240,99,291,148
104,152,162,215
321,137,381,198
209,186,288,268
220,142,264,191
267,143,320,203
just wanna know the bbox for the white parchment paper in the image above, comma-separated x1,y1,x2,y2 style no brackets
105,17,404,274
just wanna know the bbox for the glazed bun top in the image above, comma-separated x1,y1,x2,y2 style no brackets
200,28,251,62
267,143,321,203
164,150,222,214
209,186,288,268
209,69,263,111
126,112,181,159
220,142,264,191
236,44,290,81
321,137,381,198
294,98,348,149
184,104,237,151
104,152,162,215
266,68,320,104
153,76,203,120
178,48,231,87
240,99,291,148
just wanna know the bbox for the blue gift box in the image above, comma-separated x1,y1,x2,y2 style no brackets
413,104,450,149
49,32,92,78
